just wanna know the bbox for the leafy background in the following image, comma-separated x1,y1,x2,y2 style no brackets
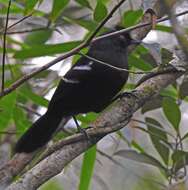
0,0,188,189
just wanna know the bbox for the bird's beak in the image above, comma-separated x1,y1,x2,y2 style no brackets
131,39,142,45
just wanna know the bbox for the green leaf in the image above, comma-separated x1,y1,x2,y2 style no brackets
161,48,174,65
77,113,98,124
50,0,69,22
0,92,17,130
145,117,169,165
162,97,181,131
41,180,63,190
25,0,42,14
79,145,97,190
116,131,130,145
128,54,153,71
131,140,145,153
13,107,31,132
75,0,91,9
172,150,188,172
0,0,23,14
160,86,178,99
115,149,167,173
94,0,108,22
19,86,48,108
64,17,108,33
140,52,159,68
181,132,188,142
135,126,173,147
25,29,53,46
65,17,98,31
155,25,173,33
14,41,81,58
122,9,143,27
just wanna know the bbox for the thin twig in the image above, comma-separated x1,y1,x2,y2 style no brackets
0,131,19,135
79,52,152,74
0,26,63,35
85,0,127,43
132,118,175,139
0,13,33,34
95,10,188,41
1,0,11,92
1,27,49,35
17,103,42,117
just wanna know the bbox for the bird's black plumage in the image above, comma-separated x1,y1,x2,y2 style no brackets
15,31,139,153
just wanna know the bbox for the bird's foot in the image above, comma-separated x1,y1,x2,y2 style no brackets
72,116,91,142
78,127,91,141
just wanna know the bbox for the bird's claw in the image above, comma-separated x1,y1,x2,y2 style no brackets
77,126,91,141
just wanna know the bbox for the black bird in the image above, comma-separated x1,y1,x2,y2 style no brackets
15,31,140,153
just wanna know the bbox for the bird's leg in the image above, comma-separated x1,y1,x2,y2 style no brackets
72,116,90,141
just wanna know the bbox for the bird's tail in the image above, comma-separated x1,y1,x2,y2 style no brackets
15,111,63,153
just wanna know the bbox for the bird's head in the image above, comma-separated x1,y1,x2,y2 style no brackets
114,25,141,47
119,32,142,46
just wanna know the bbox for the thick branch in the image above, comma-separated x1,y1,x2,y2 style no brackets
6,67,184,190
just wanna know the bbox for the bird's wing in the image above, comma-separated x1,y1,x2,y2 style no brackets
48,57,95,107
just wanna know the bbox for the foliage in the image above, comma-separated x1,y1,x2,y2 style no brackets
0,0,188,190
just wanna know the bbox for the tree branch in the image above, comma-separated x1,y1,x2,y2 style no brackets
6,65,184,190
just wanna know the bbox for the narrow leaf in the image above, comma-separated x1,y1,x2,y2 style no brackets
14,41,81,58
172,150,188,172
115,149,167,172
25,29,53,46
129,54,153,71
19,86,48,107
94,0,108,22
50,0,69,22
75,0,91,9
156,25,173,33
0,92,17,130
79,145,97,190
122,10,143,27
145,117,169,165
13,107,31,132
25,0,41,14
162,97,181,130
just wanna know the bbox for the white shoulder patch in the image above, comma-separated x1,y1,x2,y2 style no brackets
62,77,79,84
89,61,93,66
73,64,92,71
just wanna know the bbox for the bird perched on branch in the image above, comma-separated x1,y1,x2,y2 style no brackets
15,30,140,153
